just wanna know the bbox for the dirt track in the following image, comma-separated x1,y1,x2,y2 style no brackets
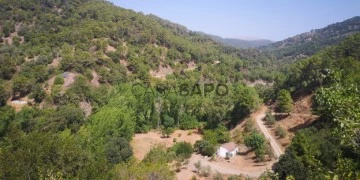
178,105,282,179
252,106,283,158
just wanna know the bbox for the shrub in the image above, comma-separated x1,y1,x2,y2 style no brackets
276,125,287,138
104,137,133,164
245,119,254,132
143,145,172,164
31,84,45,103
228,175,242,180
161,127,174,138
199,165,211,177
54,75,64,85
276,89,293,113
255,148,266,162
170,142,193,159
213,172,224,180
203,125,230,145
12,75,32,97
244,131,265,150
194,140,216,156
0,84,9,107
179,114,199,130
265,112,276,126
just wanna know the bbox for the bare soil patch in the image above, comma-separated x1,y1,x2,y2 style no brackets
185,61,196,71
178,153,275,179
63,72,77,88
270,94,318,149
150,65,174,79
7,96,34,112
48,57,61,68
106,45,116,52
243,80,273,87
131,129,202,160
90,70,100,87
79,101,92,117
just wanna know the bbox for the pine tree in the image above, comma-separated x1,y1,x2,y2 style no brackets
277,89,293,114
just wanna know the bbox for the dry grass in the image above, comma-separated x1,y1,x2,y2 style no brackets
131,129,202,160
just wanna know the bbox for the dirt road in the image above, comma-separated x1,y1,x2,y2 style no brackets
252,105,283,158
181,154,274,178
178,105,283,179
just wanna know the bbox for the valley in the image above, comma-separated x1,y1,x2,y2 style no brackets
0,0,359,179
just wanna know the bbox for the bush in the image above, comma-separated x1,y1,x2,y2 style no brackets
143,145,172,164
0,106,15,137
31,84,45,103
12,75,32,97
194,140,216,156
275,125,287,138
244,131,266,150
0,84,9,107
265,112,276,126
199,165,211,177
255,148,266,162
213,172,224,180
104,137,133,164
245,119,254,132
228,175,242,180
276,89,293,113
54,75,64,85
203,125,230,145
161,127,174,138
179,114,199,130
170,142,193,159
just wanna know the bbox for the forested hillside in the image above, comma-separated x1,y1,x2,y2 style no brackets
0,0,359,179
262,16,360,63
273,33,360,179
195,32,273,48
0,0,265,179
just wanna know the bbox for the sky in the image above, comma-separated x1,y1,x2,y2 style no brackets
109,0,360,41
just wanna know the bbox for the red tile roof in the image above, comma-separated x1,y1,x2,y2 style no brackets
220,142,238,152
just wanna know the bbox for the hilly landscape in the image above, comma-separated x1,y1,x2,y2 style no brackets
0,0,359,179
261,16,360,63
194,32,273,48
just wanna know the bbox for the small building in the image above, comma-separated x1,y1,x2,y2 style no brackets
217,142,239,158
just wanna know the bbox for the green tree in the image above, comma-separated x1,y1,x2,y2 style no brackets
88,106,136,147
203,125,230,145
104,137,133,164
170,142,193,159
276,89,293,113
0,106,15,137
12,75,32,97
230,85,260,126
0,84,9,106
244,131,265,150
54,75,64,85
194,140,216,156
31,84,45,103
41,105,85,132
114,159,175,180
0,130,108,179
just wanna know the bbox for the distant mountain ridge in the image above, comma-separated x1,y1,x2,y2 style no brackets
261,16,360,61
194,31,273,49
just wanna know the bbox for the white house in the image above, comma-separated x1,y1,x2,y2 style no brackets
217,142,239,158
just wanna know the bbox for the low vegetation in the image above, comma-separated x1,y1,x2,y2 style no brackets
0,0,359,179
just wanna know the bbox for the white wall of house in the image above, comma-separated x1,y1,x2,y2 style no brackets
217,147,239,158
229,147,239,157
217,147,228,158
